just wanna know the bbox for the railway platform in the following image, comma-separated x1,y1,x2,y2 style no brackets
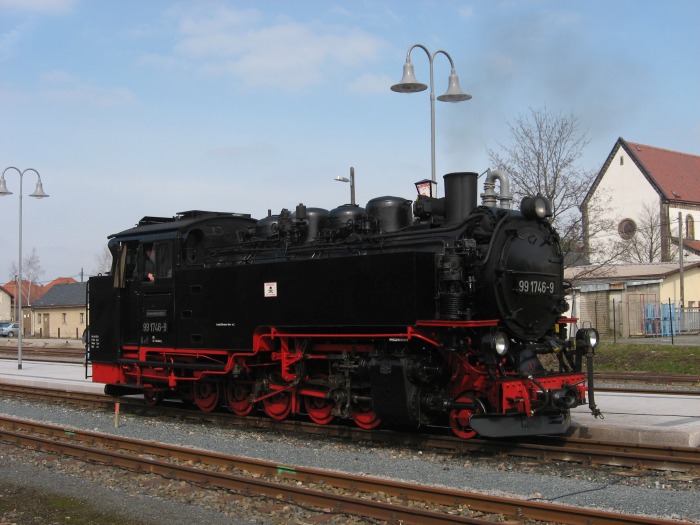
0,359,698,447
0,359,103,395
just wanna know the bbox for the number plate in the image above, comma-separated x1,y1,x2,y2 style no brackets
142,321,168,333
515,278,555,295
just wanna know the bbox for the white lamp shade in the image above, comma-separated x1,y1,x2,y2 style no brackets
437,72,472,102
391,62,428,93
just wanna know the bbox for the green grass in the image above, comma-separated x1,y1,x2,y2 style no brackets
595,342,700,375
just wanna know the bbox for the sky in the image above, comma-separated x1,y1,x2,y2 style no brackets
1,0,699,284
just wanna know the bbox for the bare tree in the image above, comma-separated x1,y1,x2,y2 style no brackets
8,248,45,283
488,107,592,223
7,247,45,305
616,201,676,263
93,245,113,275
23,247,44,286
7,262,17,283
488,107,625,269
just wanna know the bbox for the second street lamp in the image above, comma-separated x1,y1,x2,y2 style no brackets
391,43,471,185
0,167,50,370
334,166,356,205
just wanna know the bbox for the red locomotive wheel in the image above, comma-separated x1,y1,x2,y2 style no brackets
351,403,381,429
225,379,254,416
304,396,334,425
449,395,478,439
263,391,292,420
193,380,221,412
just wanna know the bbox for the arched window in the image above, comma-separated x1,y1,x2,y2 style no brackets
686,215,695,240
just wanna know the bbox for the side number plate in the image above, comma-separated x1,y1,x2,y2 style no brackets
516,279,555,295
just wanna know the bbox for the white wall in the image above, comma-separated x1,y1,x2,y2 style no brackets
0,290,11,321
588,147,660,263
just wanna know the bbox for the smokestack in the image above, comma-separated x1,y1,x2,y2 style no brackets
443,172,478,224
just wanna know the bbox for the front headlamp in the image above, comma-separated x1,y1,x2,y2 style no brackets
482,331,510,356
576,327,600,350
520,195,553,220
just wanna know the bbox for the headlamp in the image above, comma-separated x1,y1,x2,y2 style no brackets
576,327,600,349
520,195,553,220
482,331,510,356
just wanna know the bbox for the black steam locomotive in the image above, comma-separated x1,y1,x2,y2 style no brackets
88,170,600,439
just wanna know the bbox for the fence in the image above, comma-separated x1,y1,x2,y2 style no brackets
639,303,700,336
578,295,700,338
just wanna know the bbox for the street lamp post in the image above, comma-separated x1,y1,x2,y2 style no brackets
391,44,472,184
334,166,356,205
0,167,50,370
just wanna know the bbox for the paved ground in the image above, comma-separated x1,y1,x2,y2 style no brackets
1,359,699,447
4,333,700,348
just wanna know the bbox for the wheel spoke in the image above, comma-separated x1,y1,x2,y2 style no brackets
351,403,381,429
193,380,220,412
263,391,292,420
304,396,334,425
225,378,254,416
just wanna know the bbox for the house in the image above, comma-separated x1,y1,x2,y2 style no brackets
581,138,700,263
30,281,87,339
565,262,700,338
0,285,13,322
1,279,47,334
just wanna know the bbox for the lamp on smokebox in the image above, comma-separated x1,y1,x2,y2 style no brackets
415,179,438,198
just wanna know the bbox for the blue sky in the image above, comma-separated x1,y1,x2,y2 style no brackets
1,0,699,283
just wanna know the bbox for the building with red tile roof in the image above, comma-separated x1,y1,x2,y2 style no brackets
582,137,700,263
0,277,77,333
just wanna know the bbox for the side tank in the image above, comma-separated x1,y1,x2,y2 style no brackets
291,206,329,243
365,196,413,233
328,204,365,236
255,213,278,238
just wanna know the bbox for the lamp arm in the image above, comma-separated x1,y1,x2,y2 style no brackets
406,43,431,62
433,49,457,72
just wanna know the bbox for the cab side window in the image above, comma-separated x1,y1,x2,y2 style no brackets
113,242,138,288
154,241,173,278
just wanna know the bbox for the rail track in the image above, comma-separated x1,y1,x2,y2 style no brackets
2,346,700,386
596,371,700,387
1,383,698,476
0,345,84,361
0,414,689,525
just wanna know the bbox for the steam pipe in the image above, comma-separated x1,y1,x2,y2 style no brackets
480,169,513,209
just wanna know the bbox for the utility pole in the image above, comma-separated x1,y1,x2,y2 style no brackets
679,212,685,307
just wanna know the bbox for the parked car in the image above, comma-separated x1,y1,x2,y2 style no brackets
0,322,19,337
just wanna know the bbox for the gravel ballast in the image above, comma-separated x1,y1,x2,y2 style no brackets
0,396,698,524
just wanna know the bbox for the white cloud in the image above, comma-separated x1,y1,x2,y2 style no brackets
0,25,24,61
146,5,388,91
347,73,394,95
458,5,474,19
39,70,136,107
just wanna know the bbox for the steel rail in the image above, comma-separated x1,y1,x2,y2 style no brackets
596,372,700,386
598,387,700,396
1,383,698,474
0,416,684,525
